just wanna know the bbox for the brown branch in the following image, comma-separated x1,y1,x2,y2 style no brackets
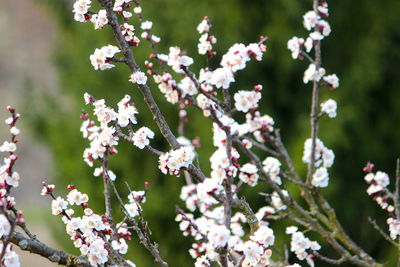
306,0,322,183
239,135,280,158
99,0,181,150
10,231,91,266
368,217,399,248
312,253,346,265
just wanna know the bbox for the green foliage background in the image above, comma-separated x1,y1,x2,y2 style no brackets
29,0,400,265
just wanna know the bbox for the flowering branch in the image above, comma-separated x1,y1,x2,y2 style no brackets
0,0,397,266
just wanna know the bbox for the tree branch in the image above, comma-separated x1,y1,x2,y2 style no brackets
10,231,91,266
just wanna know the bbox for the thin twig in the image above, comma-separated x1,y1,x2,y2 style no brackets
368,217,399,248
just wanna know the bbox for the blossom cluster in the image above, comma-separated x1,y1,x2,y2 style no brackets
0,107,23,267
81,93,154,176
27,0,388,266
197,17,217,56
363,165,400,240
158,146,193,176
90,45,120,70
287,2,339,90
286,226,321,266
302,138,335,187
44,183,134,266
73,0,91,22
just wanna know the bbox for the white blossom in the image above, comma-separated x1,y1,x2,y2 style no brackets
303,64,325,84
10,127,20,136
0,214,11,238
321,99,337,118
3,250,20,267
117,95,138,127
90,10,108,29
239,163,259,187
132,127,154,149
387,218,400,240
250,225,275,247
73,0,91,22
51,197,68,215
141,21,153,30
287,37,304,59
323,74,340,88
263,157,282,185
197,19,210,34
0,141,16,153
87,238,108,266
158,147,193,176
210,67,235,89
178,77,198,97
6,171,20,187
207,225,230,247
303,11,319,31
234,90,261,113
312,167,329,187
130,71,148,85
90,45,120,70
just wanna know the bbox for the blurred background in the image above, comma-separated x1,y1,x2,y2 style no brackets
1,0,400,266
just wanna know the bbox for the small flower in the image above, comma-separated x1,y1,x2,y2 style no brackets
10,127,20,136
250,225,275,247
90,9,108,29
312,167,329,187
263,157,282,185
0,141,16,153
210,67,235,89
287,37,304,59
303,64,325,84
320,99,337,118
125,202,141,218
6,171,20,187
132,127,155,149
197,18,210,34
90,45,120,70
67,189,89,205
323,74,339,88
239,163,259,187
303,11,319,31
234,90,261,113
207,225,230,247
0,214,11,238
73,0,91,22
130,71,148,85
141,21,153,30
195,255,210,267
51,197,68,215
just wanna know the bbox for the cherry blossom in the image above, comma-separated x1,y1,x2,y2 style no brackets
312,167,329,187
90,10,108,29
320,98,337,118
73,0,91,22
90,45,120,70
234,90,261,113
51,197,68,216
323,74,340,88
129,71,148,85
303,63,325,84
132,127,155,149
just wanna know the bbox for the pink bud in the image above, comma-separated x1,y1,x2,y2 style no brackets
67,184,75,190
254,84,263,91
363,162,374,172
